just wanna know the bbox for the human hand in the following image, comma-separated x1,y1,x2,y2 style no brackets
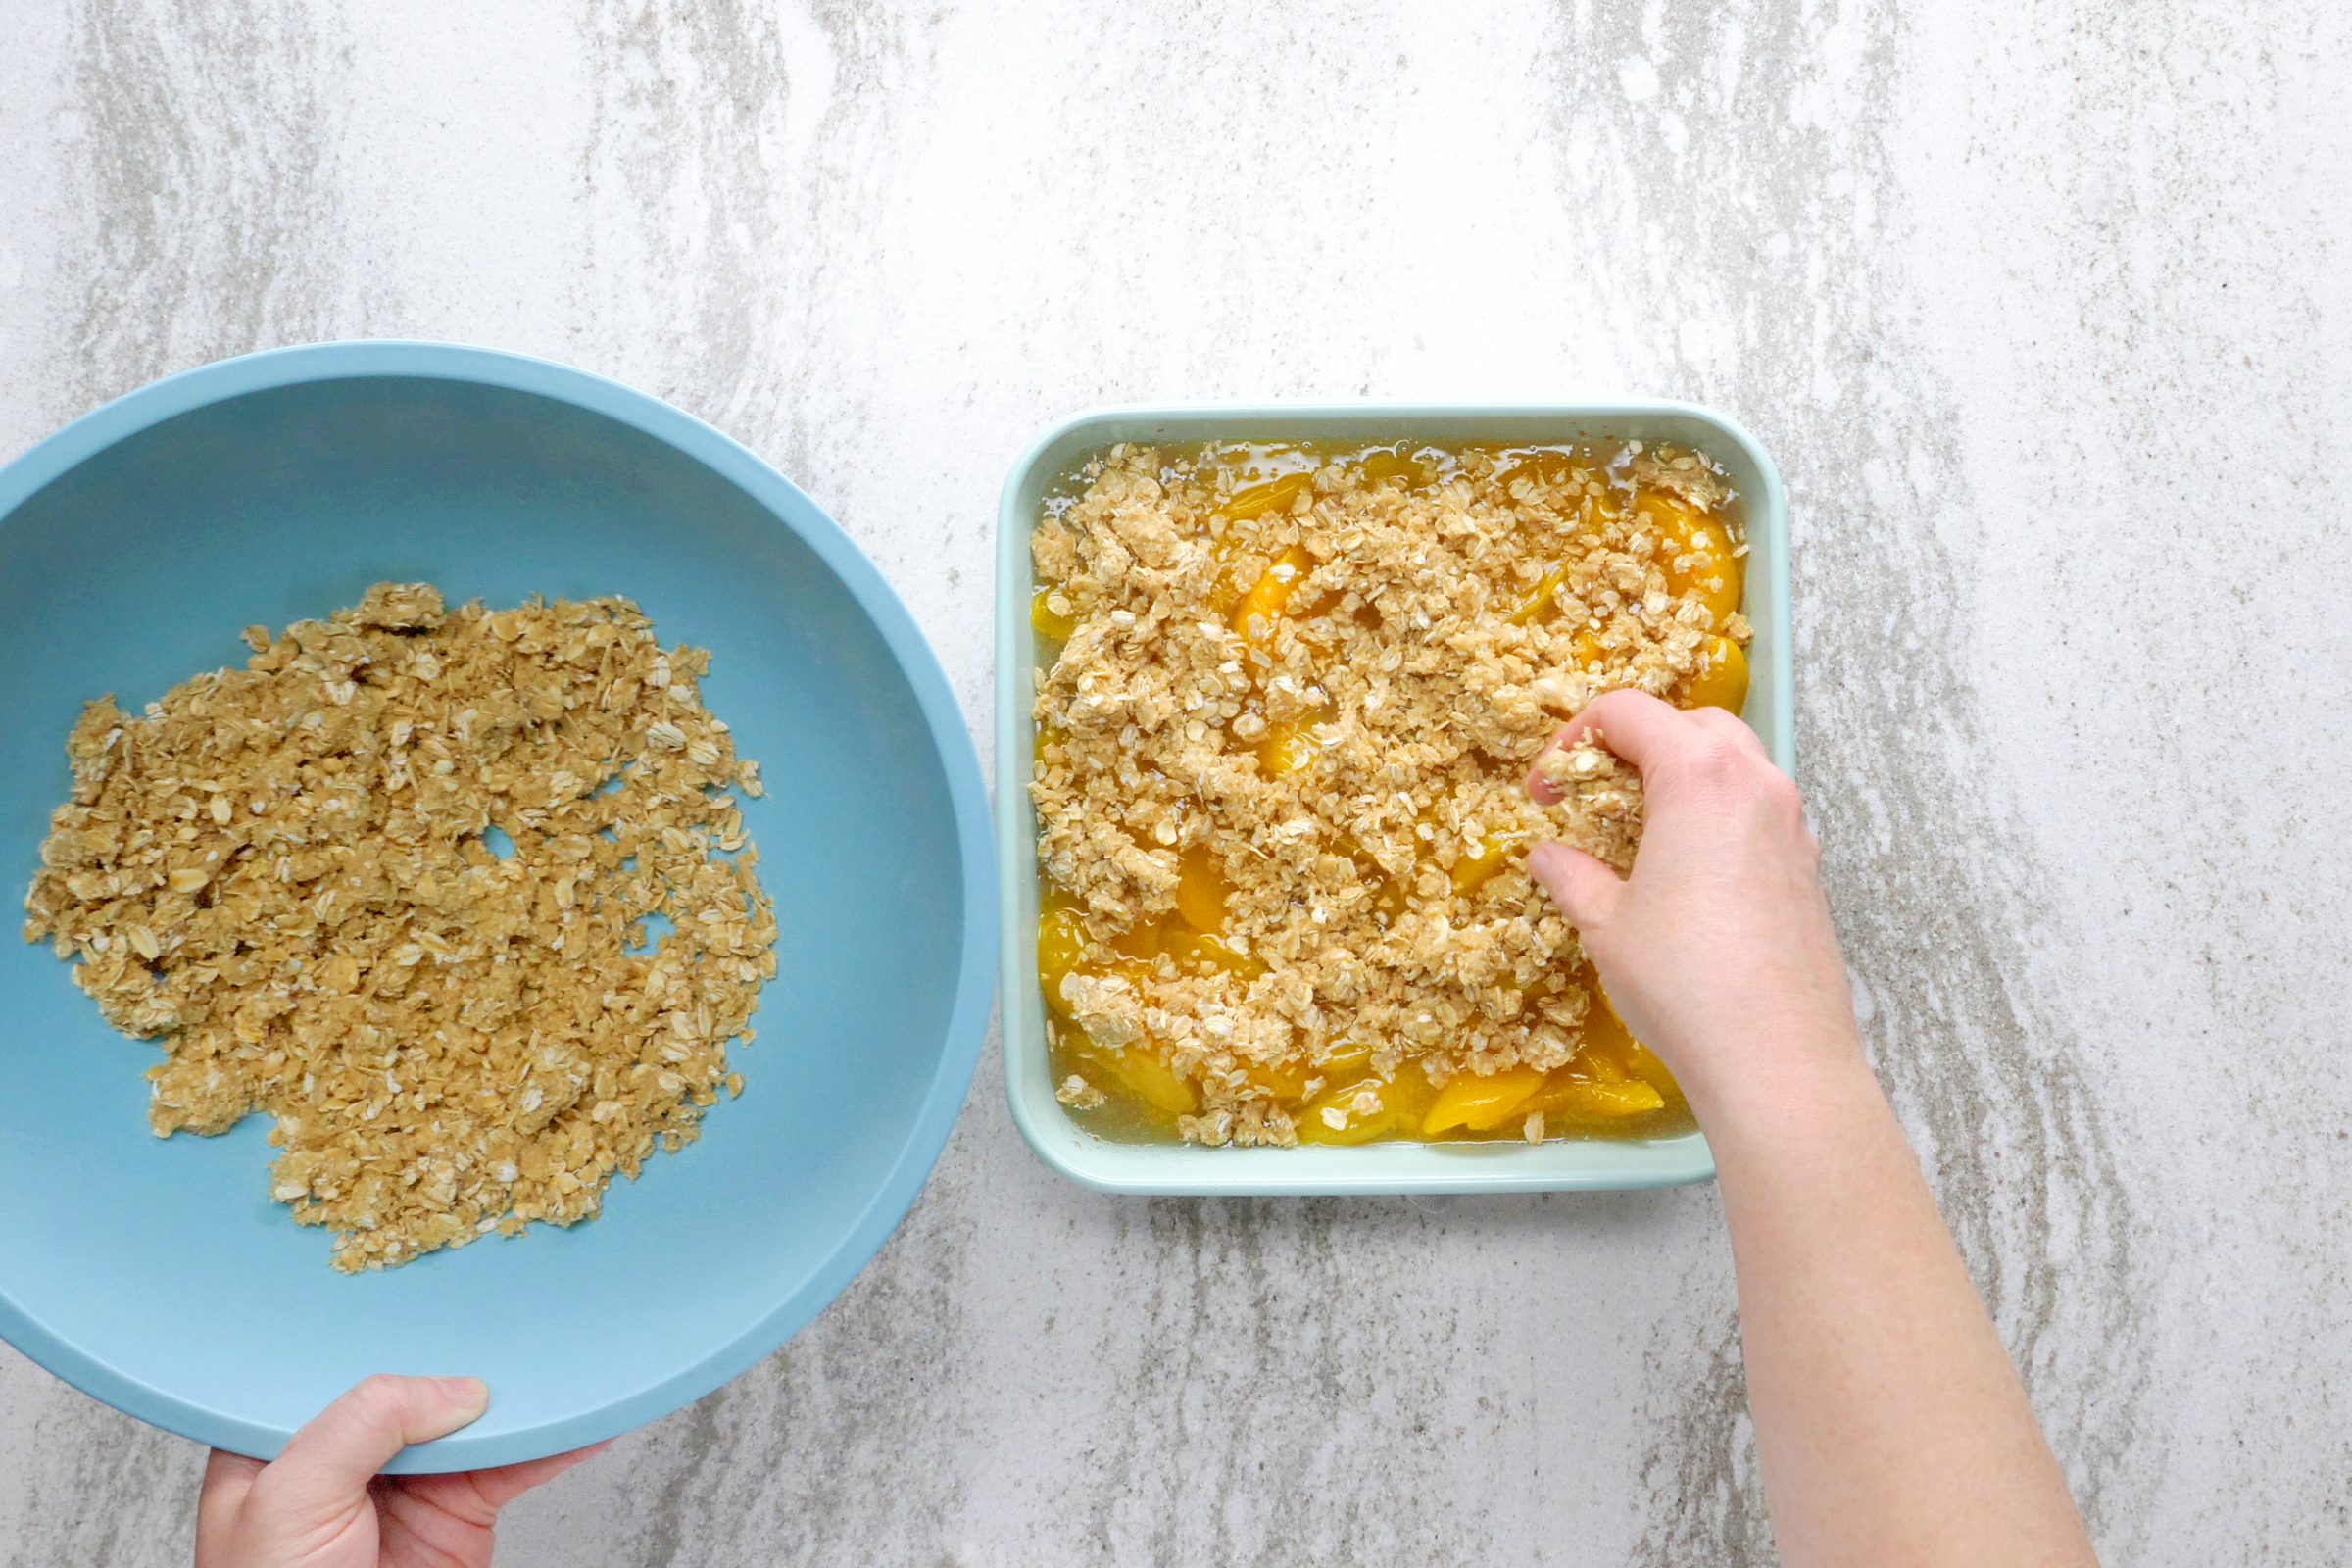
1524,689,1862,1122
196,1376,608,1568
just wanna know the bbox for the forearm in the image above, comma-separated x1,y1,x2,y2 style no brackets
1699,1050,2097,1568
1519,693,2094,1562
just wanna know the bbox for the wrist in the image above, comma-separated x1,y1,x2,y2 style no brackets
1677,1019,1879,1155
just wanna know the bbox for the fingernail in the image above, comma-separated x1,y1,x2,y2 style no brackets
1526,841,1565,879
437,1377,489,1414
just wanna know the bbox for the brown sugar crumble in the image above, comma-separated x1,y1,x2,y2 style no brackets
23,583,777,1270
1028,440,1749,1147
1534,736,1645,873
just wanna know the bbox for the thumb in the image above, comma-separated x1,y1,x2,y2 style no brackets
264,1376,489,1513
196,1450,265,1560
1527,841,1623,929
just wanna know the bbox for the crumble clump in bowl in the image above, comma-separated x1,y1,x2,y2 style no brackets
1029,440,1749,1147
23,582,778,1270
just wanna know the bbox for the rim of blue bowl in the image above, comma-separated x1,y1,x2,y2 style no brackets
0,340,1001,1469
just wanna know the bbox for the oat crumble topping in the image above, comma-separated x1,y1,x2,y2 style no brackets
1535,735,1645,873
23,583,777,1269
1029,441,1746,1146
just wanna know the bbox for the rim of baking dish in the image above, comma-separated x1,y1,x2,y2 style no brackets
996,400,1793,1195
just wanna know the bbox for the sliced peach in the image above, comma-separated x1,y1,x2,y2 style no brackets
1036,905,1088,1016
1296,1070,1434,1145
1509,565,1569,626
1569,1046,1631,1085
1066,1025,1200,1116
1385,1065,1439,1120
1232,545,1314,639
1161,929,1263,980
1175,845,1227,932
1105,919,1164,962
1451,828,1535,895
1577,990,1640,1059
1257,722,1325,777
1222,472,1313,523
1640,493,1742,628
1423,1065,1545,1134
1624,1044,1682,1101
1240,1056,1313,1102
1030,587,1077,641
1106,1049,1200,1116
1294,1078,1396,1144
1681,636,1749,713
1571,986,1683,1104
1524,1074,1665,1121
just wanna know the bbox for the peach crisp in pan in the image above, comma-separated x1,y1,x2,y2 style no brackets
1028,439,1746,1147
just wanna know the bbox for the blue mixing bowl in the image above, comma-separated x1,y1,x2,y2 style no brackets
0,343,997,1470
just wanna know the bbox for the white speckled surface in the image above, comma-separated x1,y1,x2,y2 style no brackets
3,3,2350,1563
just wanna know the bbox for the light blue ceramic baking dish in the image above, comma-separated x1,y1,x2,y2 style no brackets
996,403,1790,1195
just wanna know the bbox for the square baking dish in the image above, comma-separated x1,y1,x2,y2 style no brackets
996,403,1789,1194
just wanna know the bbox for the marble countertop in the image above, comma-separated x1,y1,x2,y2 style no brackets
3,2,2347,1563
